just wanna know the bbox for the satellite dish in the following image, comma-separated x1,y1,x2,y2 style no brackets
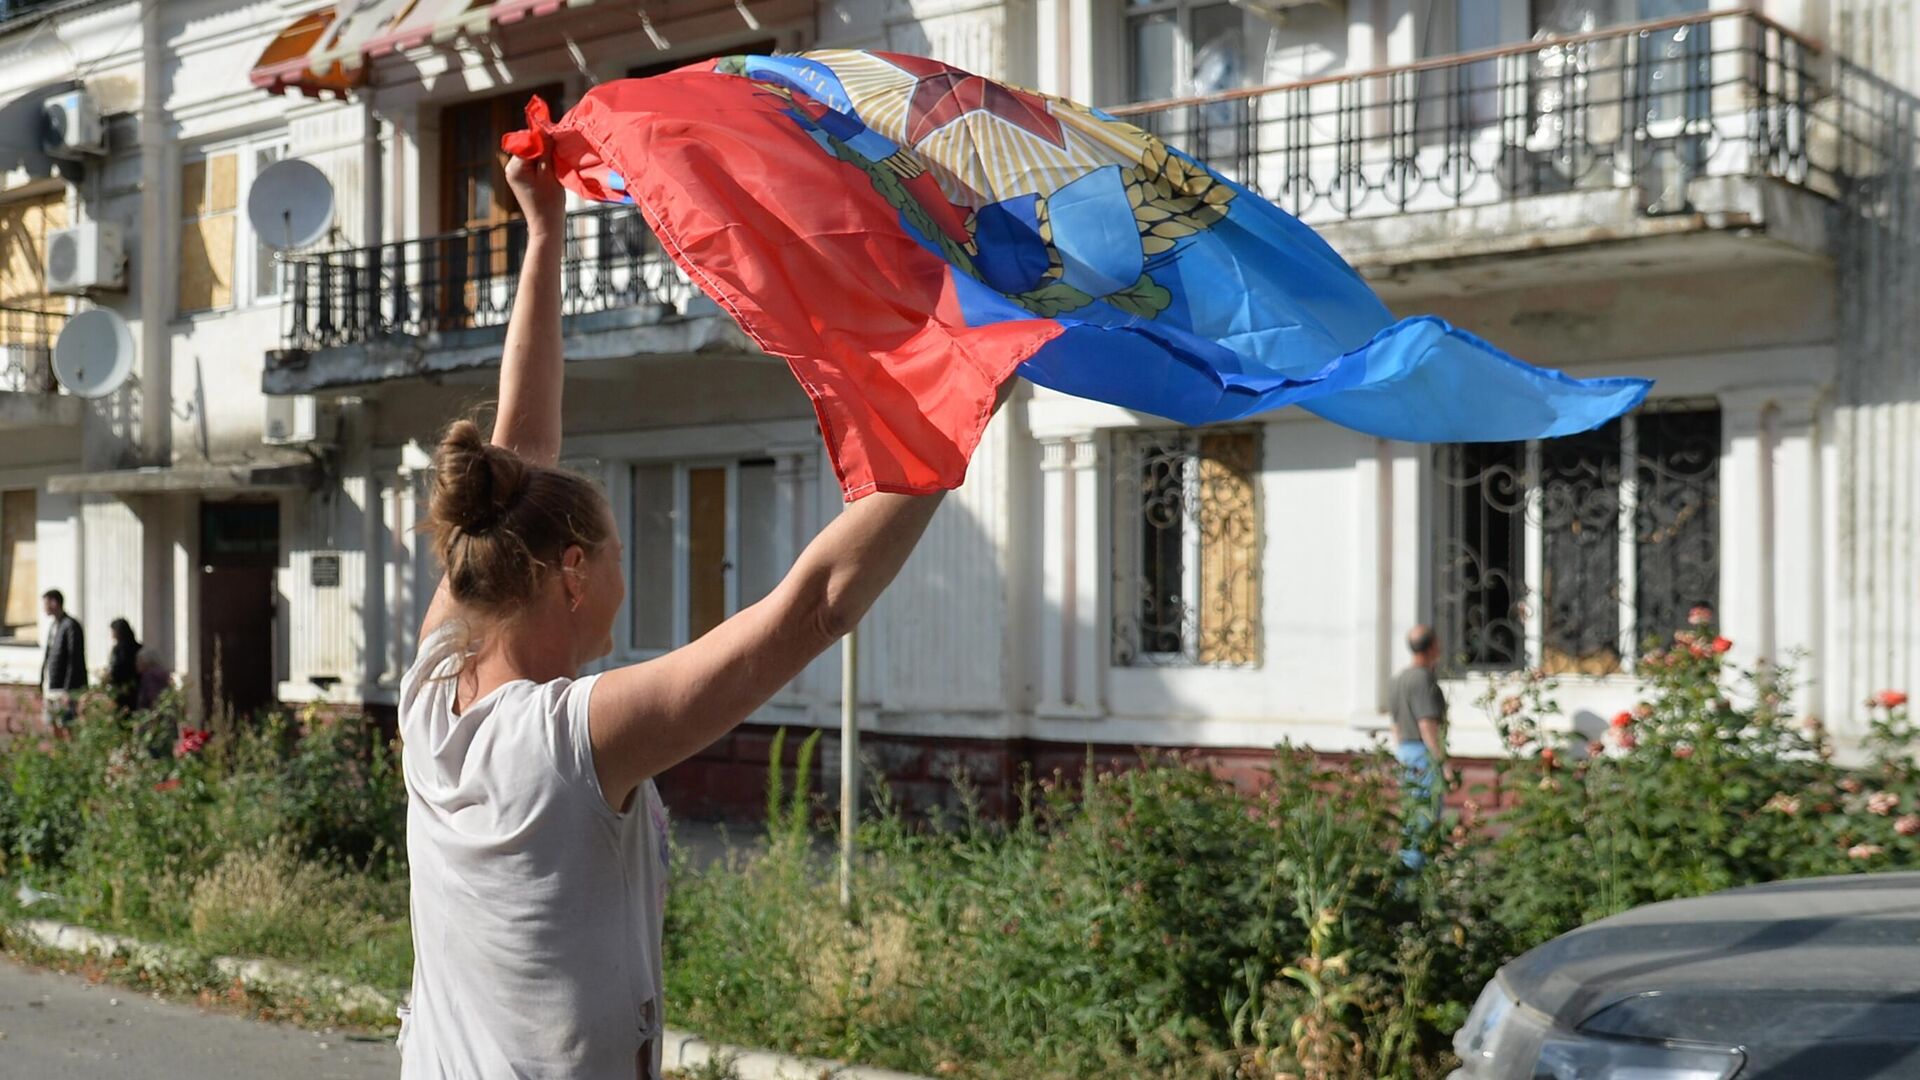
247,158,335,251
52,308,134,398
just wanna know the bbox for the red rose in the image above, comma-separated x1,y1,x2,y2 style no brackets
1673,745,1695,760
1615,731,1637,751
1610,711,1634,729
1712,637,1733,654
1877,690,1909,709
1540,748,1558,769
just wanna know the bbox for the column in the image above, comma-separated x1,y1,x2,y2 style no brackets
1769,390,1825,701
1038,433,1104,718
1037,437,1073,714
771,444,816,704
1350,437,1391,723
1068,437,1104,713
1718,388,1776,669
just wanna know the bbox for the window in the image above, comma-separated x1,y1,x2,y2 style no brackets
1112,428,1261,668
1432,406,1720,675
630,458,780,652
0,191,66,314
179,135,290,314
0,488,36,644
1122,0,1268,173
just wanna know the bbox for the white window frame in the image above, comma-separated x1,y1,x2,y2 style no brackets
623,457,776,661
178,132,293,318
1121,0,1262,104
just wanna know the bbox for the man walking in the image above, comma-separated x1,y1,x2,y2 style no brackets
40,590,85,729
1390,624,1448,864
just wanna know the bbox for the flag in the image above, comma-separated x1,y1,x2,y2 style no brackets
505,51,1651,498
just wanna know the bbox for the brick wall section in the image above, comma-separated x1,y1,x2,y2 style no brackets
654,721,1518,824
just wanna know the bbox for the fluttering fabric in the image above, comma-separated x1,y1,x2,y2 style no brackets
505,51,1651,498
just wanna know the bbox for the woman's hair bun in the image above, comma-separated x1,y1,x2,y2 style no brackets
428,419,529,536
422,416,613,617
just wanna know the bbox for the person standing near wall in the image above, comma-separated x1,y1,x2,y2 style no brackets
1390,624,1449,864
107,618,141,713
40,590,86,730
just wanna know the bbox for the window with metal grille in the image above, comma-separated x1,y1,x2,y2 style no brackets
1432,406,1720,675
1112,428,1261,668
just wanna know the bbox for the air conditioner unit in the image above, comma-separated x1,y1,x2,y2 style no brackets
47,222,125,294
263,394,321,446
42,90,104,159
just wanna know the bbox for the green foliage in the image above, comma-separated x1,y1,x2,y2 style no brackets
0,693,410,998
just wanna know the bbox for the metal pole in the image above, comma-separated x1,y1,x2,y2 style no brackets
838,623,859,915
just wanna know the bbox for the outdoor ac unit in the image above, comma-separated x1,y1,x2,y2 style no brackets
46,222,125,294
263,394,321,446
42,90,104,158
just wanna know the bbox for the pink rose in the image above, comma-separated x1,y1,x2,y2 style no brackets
1689,606,1714,627
1896,815,1920,837
1841,778,1864,794
1501,696,1523,717
1673,745,1695,760
1869,792,1901,816
1765,793,1801,815
1849,844,1885,860
1635,703,1655,720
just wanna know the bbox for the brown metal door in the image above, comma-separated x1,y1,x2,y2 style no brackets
199,502,279,722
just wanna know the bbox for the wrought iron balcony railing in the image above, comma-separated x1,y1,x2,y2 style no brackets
1111,10,1883,225
284,10,1915,355
282,203,694,352
0,305,65,394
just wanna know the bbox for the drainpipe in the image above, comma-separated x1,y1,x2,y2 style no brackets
137,0,168,468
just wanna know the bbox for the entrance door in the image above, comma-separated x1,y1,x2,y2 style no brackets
199,502,279,721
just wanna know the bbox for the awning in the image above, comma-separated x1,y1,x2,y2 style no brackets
249,0,588,98
47,456,315,496
248,8,361,98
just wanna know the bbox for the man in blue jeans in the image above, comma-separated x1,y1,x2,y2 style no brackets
1390,625,1448,866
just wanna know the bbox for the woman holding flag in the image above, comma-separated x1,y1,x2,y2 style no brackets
395,146,966,1079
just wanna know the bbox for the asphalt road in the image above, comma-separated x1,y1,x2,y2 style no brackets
0,957,397,1079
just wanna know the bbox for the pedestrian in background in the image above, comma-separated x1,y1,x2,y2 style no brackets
107,618,141,713
40,590,85,730
1390,624,1449,866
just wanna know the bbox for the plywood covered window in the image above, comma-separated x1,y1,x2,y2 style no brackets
0,489,37,644
0,192,67,318
1112,427,1262,668
179,136,290,315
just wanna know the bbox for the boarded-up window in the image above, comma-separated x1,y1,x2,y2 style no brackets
0,193,67,337
1113,428,1263,667
180,152,239,313
1,489,37,643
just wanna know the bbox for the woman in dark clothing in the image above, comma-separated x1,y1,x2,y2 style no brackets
107,618,140,713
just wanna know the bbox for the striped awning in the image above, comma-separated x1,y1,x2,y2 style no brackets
250,0,558,98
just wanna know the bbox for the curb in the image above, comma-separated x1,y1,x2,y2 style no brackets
661,1027,934,1080
7,917,398,1019
7,915,934,1080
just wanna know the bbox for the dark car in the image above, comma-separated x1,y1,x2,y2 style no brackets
1451,873,1920,1079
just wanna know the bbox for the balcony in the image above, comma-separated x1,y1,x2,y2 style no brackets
1113,11,1899,290
0,305,80,430
265,203,752,395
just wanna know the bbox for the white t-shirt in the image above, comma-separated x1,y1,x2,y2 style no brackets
398,625,670,1079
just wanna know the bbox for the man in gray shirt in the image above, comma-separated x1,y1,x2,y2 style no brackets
1389,625,1448,862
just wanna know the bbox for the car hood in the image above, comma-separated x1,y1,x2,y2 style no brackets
1503,873,1920,1029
